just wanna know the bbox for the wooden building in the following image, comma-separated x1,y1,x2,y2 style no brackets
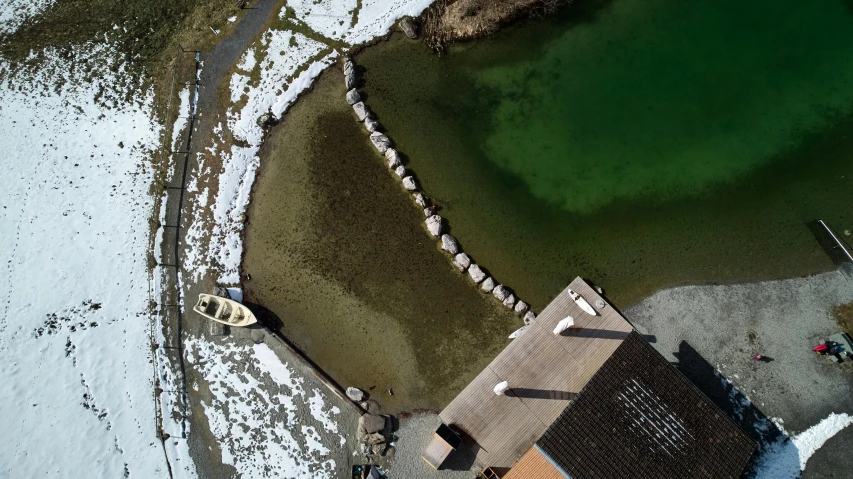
424,278,755,478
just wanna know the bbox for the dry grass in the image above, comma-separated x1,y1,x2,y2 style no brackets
832,302,853,335
422,0,566,51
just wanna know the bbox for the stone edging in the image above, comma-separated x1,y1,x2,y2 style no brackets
342,57,537,325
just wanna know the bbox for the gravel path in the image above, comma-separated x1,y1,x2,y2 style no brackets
384,413,482,478
625,271,853,478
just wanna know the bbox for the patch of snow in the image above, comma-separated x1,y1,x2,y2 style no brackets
171,86,192,149
752,414,853,478
228,15,237,23
0,41,193,477
236,47,256,72
285,0,358,40
343,0,434,44
0,0,55,35
186,339,345,477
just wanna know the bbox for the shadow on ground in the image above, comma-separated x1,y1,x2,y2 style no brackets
673,341,793,478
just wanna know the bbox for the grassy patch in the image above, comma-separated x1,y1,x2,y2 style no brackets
832,302,853,335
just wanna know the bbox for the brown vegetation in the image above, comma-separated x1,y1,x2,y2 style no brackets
832,301,853,334
421,0,566,51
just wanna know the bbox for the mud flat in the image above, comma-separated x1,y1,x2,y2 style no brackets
242,66,518,413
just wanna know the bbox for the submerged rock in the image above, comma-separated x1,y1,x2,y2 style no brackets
369,132,392,153
468,264,486,283
346,88,361,105
523,311,536,325
502,294,516,309
413,192,428,208
453,253,471,272
481,277,496,293
399,17,419,39
346,387,365,402
353,101,369,121
441,234,460,254
402,176,417,191
425,215,443,236
364,118,380,133
514,300,529,315
394,165,406,178
385,149,402,169
492,285,509,302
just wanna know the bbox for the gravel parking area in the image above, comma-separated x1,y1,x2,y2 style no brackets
625,271,853,478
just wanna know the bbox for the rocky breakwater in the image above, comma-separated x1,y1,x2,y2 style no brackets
342,55,537,328
347,387,398,469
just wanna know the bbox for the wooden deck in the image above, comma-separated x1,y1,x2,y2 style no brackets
438,277,634,468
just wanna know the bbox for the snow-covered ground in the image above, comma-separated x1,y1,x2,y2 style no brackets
0,39,188,475
0,0,432,478
186,338,349,477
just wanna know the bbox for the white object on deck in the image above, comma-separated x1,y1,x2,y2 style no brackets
193,293,257,327
493,381,509,396
569,288,597,316
553,316,575,335
508,325,528,339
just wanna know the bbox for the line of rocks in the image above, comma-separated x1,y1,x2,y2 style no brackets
343,57,536,325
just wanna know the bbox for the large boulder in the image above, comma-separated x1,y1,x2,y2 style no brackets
346,387,365,402
523,311,536,325
413,192,428,208
369,132,392,153
359,414,386,435
364,118,380,133
402,176,417,191
502,293,516,309
385,149,402,169
345,69,357,90
345,88,361,105
441,234,460,255
399,17,419,39
353,101,369,121
468,264,486,283
425,215,443,236
394,165,406,178
514,301,529,315
453,253,471,272
480,277,495,293
492,285,509,302
343,58,354,75
363,432,386,446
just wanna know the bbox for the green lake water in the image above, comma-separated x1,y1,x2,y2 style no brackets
357,0,853,308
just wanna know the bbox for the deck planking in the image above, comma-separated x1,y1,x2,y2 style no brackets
438,277,634,468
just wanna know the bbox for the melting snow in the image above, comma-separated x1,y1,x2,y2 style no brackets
186,339,346,477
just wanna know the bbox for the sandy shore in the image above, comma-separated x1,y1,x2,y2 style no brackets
625,271,853,477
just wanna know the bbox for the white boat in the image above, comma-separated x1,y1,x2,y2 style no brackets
194,293,257,327
553,316,574,335
569,289,597,316
508,325,528,339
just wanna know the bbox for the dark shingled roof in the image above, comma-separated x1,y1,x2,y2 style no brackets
537,331,755,479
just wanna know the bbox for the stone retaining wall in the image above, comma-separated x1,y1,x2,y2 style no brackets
342,57,536,326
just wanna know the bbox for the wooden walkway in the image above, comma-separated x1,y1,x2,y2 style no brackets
438,277,634,468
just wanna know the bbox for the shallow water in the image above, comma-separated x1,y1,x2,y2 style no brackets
357,0,853,308
243,69,518,413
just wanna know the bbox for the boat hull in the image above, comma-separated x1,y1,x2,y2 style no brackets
193,293,258,327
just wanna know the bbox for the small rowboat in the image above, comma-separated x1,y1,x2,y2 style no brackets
569,289,597,316
194,293,257,327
